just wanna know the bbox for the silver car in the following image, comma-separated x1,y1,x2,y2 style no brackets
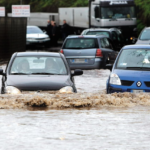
60,35,118,70
136,27,150,45
26,26,50,47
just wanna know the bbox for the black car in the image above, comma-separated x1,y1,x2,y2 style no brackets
81,28,125,51
0,52,83,94
60,35,118,69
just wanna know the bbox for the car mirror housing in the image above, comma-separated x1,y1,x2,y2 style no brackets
72,69,83,76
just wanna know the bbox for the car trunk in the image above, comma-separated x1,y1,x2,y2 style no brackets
63,48,97,65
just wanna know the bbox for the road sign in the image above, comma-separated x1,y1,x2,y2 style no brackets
12,5,30,17
0,7,5,17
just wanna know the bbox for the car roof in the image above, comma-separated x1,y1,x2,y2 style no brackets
27,26,39,28
143,27,150,30
67,35,107,38
15,52,61,57
122,45,150,50
83,28,120,32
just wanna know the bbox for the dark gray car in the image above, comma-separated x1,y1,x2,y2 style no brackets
60,35,118,70
0,52,83,94
81,28,125,51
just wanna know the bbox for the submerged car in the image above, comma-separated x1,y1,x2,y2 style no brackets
106,45,150,94
60,35,118,70
26,26,50,47
0,52,83,94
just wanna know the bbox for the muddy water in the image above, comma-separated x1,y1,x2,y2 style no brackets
1,66,150,149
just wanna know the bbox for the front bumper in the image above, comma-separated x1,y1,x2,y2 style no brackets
107,84,150,94
26,39,50,45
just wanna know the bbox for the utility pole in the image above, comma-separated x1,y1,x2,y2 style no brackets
20,0,22,5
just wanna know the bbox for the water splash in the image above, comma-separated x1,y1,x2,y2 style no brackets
1,92,150,109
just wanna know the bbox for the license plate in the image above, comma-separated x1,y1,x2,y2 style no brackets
72,59,87,63
132,90,144,94
39,41,43,43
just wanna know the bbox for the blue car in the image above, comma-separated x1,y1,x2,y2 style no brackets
107,45,150,94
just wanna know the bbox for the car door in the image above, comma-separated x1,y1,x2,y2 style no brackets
100,38,117,65
111,31,121,51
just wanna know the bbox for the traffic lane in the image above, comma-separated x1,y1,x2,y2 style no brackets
74,69,110,93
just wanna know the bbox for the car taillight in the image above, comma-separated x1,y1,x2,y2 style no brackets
60,49,63,54
96,49,103,57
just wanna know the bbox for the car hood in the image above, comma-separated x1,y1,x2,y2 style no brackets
6,75,73,91
27,34,49,38
114,70,150,81
136,40,150,45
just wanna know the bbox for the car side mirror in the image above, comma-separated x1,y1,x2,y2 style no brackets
71,69,83,76
0,69,4,75
106,64,113,71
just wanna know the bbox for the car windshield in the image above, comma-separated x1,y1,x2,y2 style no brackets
27,27,43,34
116,49,150,70
101,6,136,19
10,56,67,75
139,29,150,40
64,38,97,49
86,31,110,38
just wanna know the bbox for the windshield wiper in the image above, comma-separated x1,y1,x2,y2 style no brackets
11,73,29,75
126,67,142,69
31,72,60,75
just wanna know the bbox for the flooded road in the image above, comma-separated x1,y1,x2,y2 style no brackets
1,65,150,149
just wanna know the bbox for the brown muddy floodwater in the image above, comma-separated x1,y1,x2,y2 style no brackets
0,67,150,149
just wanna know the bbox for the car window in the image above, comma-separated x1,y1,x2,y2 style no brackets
101,38,112,49
116,49,150,69
64,38,97,49
139,29,150,40
10,56,67,75
86,31,110,38
112,31,118,41
27,27,43,34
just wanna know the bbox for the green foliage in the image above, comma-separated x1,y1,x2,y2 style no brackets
134,0,150,33
0,0,88,12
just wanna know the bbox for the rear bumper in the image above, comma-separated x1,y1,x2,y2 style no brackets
68,58,103,70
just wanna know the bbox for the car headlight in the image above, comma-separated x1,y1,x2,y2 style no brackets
109,73,121,85
5,86,21,94
59,86,74,94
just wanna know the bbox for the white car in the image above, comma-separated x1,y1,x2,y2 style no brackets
26,26,50,47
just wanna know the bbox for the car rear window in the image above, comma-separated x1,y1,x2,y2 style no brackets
10,56,67,75
64,38,98,49
86,31,110,38
116,49,150,69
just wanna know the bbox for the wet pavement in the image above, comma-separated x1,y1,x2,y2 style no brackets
1,63,150,149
